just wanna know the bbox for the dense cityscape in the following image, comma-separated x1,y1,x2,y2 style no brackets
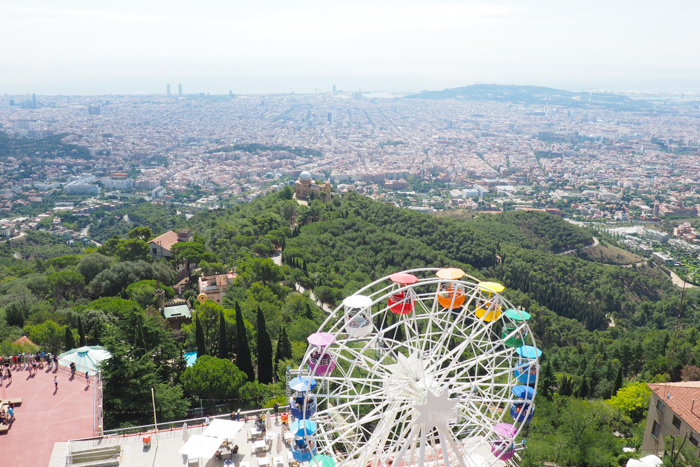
3,87,700,278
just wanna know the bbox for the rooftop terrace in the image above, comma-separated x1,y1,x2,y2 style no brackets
0,362,95,467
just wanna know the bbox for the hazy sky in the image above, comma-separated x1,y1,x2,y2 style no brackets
2,0,699,95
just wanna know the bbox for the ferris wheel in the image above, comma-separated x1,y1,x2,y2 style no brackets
287,268,542,467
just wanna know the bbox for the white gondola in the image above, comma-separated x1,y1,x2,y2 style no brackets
343,295,373,337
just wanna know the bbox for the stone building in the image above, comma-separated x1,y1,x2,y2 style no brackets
295,171,332,201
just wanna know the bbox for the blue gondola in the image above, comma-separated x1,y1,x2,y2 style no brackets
510,402,535,423
292,441,318,462
514,362,537,386
290,396,317,419
288,376,317,392
516,345,542,359
512,385,536,400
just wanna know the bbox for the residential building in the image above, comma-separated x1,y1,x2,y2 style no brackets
198,271,236,304
652,252,675,265
641,381,700,458
149,229,193,260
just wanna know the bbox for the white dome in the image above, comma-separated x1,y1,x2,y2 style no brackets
299,171,312,181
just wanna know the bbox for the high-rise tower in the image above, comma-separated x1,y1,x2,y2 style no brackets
178,84,182,96
167,84,171,96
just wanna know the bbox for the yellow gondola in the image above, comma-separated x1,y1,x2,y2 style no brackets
474,282,505,322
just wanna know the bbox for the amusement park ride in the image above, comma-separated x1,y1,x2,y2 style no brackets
286,268,541,467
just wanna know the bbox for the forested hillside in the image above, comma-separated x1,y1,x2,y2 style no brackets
2,189,699,465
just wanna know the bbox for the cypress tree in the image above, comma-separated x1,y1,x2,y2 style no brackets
235,302,255,381
577,376,589,399
91,319,102,345
612,366,623,397
539,361,556,401
256,307,274,384
276,327,292,360
195,313,206,358
77,316,86,347
65,326,76,351
218,311,229,360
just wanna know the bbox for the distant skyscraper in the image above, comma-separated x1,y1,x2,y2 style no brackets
178,84,182,96
167,84,171,96
32,93,37,109
332,84,336,93
328,111,333,125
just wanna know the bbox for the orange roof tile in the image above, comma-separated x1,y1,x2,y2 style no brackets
149,230,179,252
13,336,38,348
648,381,700,434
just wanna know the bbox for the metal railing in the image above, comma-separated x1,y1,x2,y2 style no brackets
65,406,289,466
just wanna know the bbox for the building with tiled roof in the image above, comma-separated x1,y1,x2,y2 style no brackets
641,381,700,458
148,229,193,260
148,230,179,259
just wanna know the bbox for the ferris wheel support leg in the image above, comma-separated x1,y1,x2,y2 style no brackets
359,407,399,465
440,425,469,467
418,424,427,467
392,425,418,467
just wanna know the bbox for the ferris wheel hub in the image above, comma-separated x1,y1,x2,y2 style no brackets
414,390,460,427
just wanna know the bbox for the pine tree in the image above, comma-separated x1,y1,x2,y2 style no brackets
218,311,229,360
256,307,274,384
612,366,623,397
235,302,255,381
195,313,206,358
65,326,76,351
77,316,86,347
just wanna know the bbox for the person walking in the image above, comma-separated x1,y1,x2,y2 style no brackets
5,369,11,384
54,375,58,390
85,372,90,388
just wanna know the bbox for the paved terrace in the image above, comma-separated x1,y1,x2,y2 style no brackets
48,411,511,467
50,411,296,467
0,362,95,467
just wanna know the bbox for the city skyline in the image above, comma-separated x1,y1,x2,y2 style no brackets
1,0,699,95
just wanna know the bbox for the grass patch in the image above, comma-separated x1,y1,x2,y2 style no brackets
578,243,644,266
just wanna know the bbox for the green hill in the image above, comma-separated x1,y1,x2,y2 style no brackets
406,84,650,110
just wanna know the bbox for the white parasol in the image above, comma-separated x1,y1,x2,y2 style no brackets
276,433,284,453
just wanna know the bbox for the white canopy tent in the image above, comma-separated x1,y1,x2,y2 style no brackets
58,346,111,376
178,434,222,459
627,456,662,467
202,419,244,440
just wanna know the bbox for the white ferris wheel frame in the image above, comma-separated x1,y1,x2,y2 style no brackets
294,268,539,467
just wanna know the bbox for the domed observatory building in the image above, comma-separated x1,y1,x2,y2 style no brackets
295,171,332,201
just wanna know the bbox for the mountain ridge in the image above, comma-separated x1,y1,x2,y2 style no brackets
406,83,650,109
